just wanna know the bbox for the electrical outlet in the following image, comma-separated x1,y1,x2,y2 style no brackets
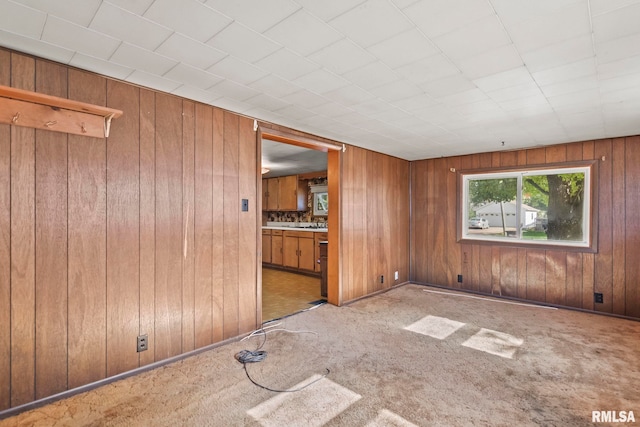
241,199,249,212
137,334,148,352
457,274,463,283
594,293,604,304
394,271,399,280
380,275,384,284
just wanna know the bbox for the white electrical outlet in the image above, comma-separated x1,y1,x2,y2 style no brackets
394,271,399,280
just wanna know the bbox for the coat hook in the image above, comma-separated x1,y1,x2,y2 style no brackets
44,120,57,128
81,122,87,133
12,112,20,123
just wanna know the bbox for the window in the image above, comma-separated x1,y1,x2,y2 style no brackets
460,163,595,249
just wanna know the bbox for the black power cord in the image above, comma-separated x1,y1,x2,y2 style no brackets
234,326,330,393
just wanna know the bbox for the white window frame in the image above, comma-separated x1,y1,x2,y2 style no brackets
460,164,594,249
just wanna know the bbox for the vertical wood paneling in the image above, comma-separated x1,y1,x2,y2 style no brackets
9,53,36,407
431,158,448,285
182,101,196,352
1,49,262,410
625,137,640,318
194,104,213,347
544,145,567,305
34,61,68,399
582,141,596,310
67,69,107,389
106,80,140,376
446,157,461,286
526,250,546,301
566,253,583,308
594,140,613,312
139,88,156,366
155,93,183,359
238,116,257,334
211,109,224,342
366,151,381,294
499,248,518,297
611,138,626,315
0,49,10,411
222,111,239,339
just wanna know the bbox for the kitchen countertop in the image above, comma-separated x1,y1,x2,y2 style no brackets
262,226,328,232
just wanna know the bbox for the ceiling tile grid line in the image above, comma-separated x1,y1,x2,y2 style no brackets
1,0,640,160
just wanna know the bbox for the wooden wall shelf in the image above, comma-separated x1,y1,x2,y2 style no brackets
0,84,123,138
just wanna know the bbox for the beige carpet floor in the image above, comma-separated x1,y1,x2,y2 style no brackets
2,284,639,426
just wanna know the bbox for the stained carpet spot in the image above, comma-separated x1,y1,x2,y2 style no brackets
403,315,466,340
365,409,419,427
462,328,524,359
246,374,361,427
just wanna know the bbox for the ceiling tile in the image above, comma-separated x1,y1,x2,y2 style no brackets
207,22,281,63
13,0,101,26
367,28,438,69
0,29,75,63
0,0,46,38
281,89,330,109
204,0,300,32
156,33,226,70
597,54,640,80
295,0,366,21
520,35,594,73
546,88,600,111
592,2,640,44
486,81,542,102
531,58,596,86
171,84,217,104
395,54,460,85
211,97,253,113
69,52,134,79
329,0,412,48
207,56,268,85
505,2,591,53
322,84,375,106
312,102,355,118
490,0,584,27
104,0,155,15
110,42,178,75
455,44,523,80
248,74,301,99
208,79,261,101
595,32,640,64
42,15,120,60
293,69,349,94
245,92,291,111
163,63,222,89
420,74,476,98
589,0,640,16
473,66,533,92
343,61,399,90
391,93,438,111
308,39,376,75
403,0,495,38
433,15,511,61
539,75,598,98
125,69,182,92
144,0,232,43
91,2,172,51
367,80,422,102
255,48,320,80
264,10,343,56
439,88,489,106
272,104,316,120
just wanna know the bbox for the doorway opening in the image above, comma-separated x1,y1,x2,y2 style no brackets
258,128,341,323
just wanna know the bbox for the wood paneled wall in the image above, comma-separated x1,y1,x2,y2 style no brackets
0,49,259,411
341,145,410,302
410,138,640,319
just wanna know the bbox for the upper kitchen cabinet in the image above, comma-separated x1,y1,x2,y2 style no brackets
263,175,307,211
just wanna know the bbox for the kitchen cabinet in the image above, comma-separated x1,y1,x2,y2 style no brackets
262,229,271,263
271,230,283,266
283,230,315,271
314,232,328,273
263,175,307,211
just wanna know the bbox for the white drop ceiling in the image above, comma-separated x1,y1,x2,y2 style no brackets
1,0,640,161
